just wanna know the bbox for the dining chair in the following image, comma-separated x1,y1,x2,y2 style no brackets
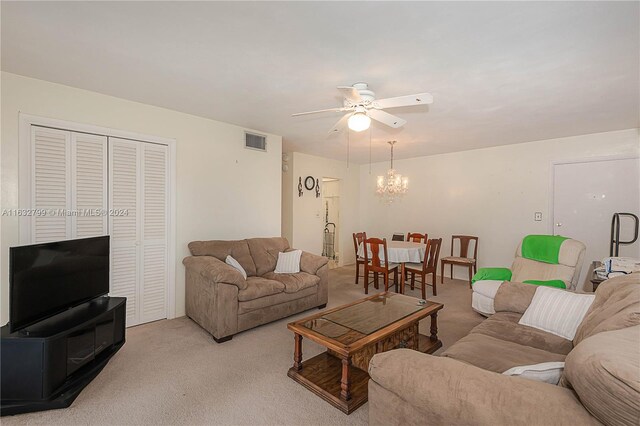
406,232,428,243
440,235,478,288
405,238,442,298
392,233,405,241
363,237,399,294
352,232,367,285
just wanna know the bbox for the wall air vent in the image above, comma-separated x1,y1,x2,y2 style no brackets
245,132,267,152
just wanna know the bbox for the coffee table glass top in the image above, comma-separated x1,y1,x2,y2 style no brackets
302,293,430,339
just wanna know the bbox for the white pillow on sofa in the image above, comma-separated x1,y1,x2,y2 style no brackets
519,286,595,340
503,362,565,384
225,255,247,279
274,250,302,274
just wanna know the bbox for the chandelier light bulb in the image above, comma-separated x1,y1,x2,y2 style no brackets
348,112,371,132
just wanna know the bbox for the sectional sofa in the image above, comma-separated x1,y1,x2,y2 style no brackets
368,273,640,425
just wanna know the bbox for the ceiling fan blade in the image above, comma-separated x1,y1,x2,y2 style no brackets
337,86,362,104
328,114,349,135
373,92,433,109
292,107,347,117
367,109,407,128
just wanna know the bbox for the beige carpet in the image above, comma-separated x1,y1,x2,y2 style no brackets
3,267,484,425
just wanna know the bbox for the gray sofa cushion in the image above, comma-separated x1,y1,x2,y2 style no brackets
246,237,290,276
442,332,566,373
573,273,640,346
565,325,640,426
262,271,320,293
238,286,318,314
188,239,257,277
470,312,573,355
238,277,284,302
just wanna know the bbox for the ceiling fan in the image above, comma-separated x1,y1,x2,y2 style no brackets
292,82,433,134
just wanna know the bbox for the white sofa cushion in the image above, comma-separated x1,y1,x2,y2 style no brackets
519,286,595,340
503,361,565,384
274,250,302,273
225,255,247,279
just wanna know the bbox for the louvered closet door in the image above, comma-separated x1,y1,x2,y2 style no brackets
109,138,168,326
31,126,107,243
109,138,141,326
71,132,108,237
140,143,168,323
31,127,71,242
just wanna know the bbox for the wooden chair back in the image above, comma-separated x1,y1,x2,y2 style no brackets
451,235,478,260
363,237,390,274
407,232,428,243
392,233,405,241
423,238,443,271
353,232,366,257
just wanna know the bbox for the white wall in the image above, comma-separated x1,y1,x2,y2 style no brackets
359,129,640,279
282,152,360,266
1,72,282,325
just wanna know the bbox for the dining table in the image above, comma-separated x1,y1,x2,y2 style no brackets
357,241,427,294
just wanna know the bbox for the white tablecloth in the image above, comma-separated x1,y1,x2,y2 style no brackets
357,241,426,263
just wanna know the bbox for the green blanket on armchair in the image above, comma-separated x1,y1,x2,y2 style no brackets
472,235,569,288
521,234,568,264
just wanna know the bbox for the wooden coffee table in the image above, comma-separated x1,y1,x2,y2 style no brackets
287,292,444,414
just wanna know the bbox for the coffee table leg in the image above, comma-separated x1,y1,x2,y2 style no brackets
340,357,352,401
293,334,303,371
430,312,438,341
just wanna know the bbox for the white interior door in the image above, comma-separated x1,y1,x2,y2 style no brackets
109,138,142,326
109,137,168,326
31,126,71,243
140,143,168,324
553,157,640,289
31,126,107,243
71,132,108,238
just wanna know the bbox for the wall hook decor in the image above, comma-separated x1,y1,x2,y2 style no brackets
315,178,320,198
298,177,303,197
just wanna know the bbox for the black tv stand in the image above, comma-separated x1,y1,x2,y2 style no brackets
1,296,126,416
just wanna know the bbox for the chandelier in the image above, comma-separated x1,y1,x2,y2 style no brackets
376,141,408,202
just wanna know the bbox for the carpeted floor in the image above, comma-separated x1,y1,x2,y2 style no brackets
3,266,484,426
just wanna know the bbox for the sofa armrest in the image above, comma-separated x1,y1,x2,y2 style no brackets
494,281,538,314
368,349,599,426
184,256,241,340
299,251,329,275
182,256,247,290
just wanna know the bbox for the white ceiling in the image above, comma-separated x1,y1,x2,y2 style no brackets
2,1,639,163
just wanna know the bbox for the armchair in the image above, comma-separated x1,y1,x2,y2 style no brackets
472,235,585,316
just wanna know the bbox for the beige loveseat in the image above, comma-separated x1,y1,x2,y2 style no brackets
183,237,328,342
368,273,640,425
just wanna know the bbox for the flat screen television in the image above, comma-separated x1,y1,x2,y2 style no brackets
9,236,110,332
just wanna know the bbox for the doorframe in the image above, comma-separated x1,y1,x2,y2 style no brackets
18,113,178,320
548,154,640,235
321,177,341,266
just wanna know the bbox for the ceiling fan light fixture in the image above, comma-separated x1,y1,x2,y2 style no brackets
347,111,371,132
